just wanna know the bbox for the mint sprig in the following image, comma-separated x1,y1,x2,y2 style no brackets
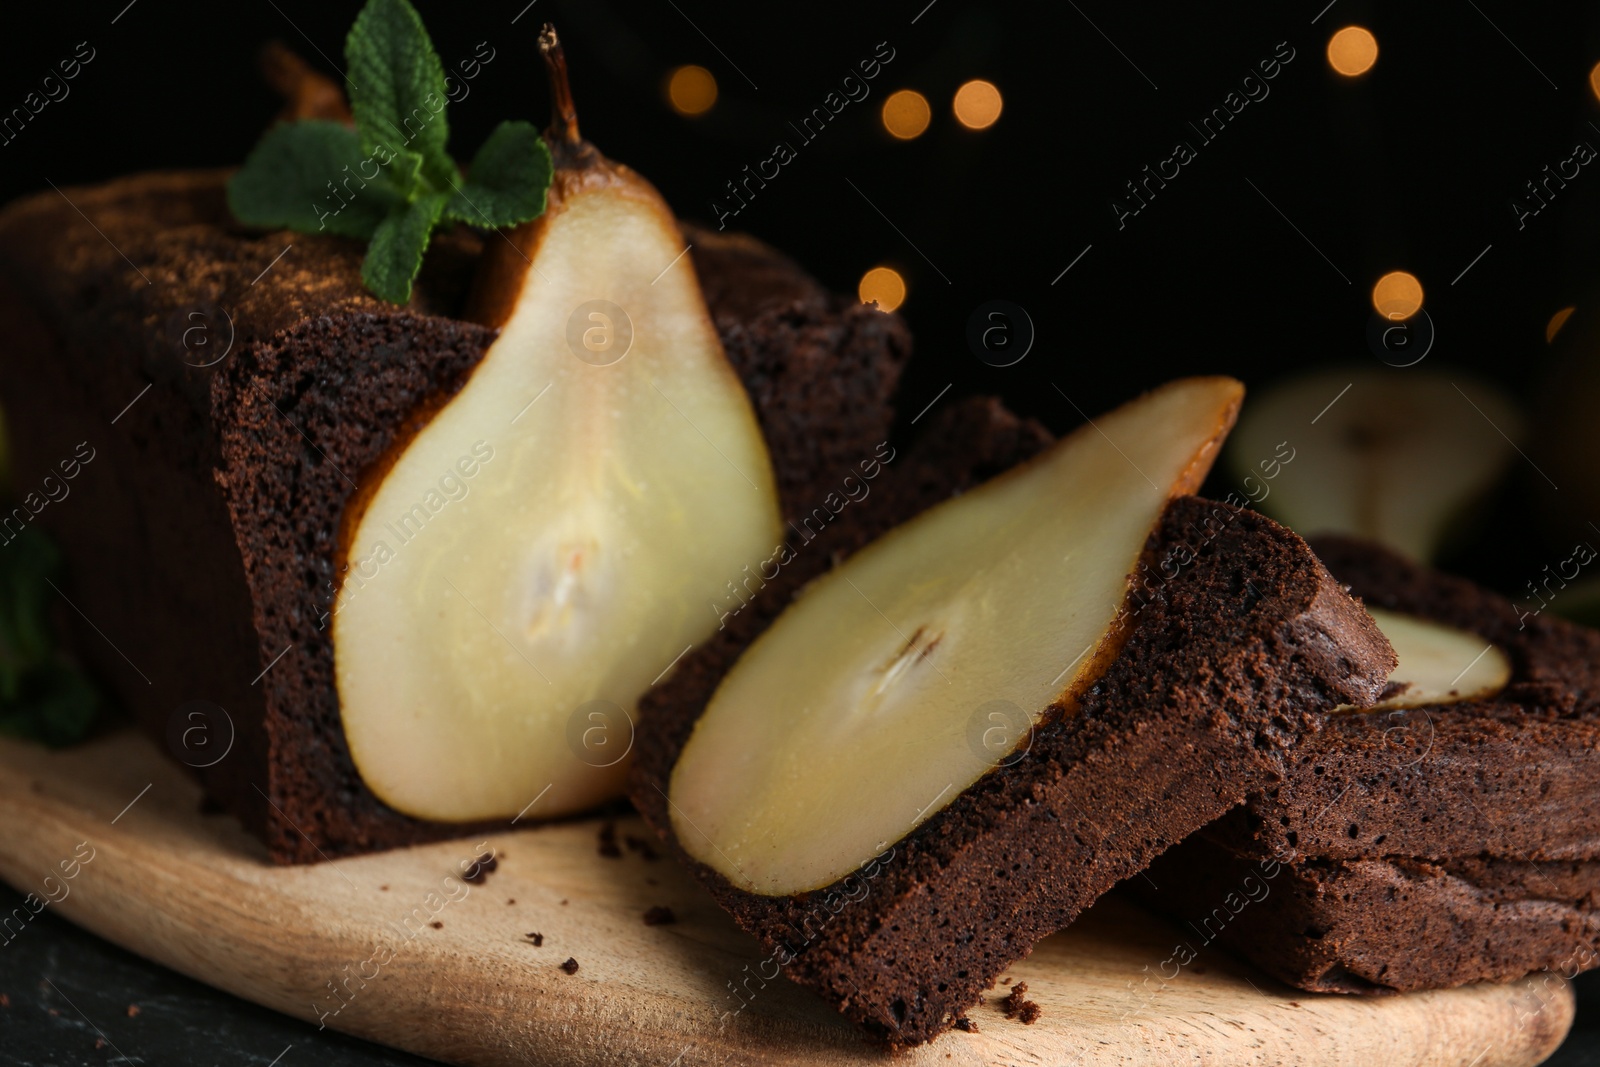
228,0,552,304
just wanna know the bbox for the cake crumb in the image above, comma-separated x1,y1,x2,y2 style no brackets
598,821,622,858
379,885,389,891
95,1038,105,1050
126,1004,139,1017
624,834,660,861
643,905,676,926
429,921,443,929
462,852,498,883
1002,981,1041,1023
506,899,516,906
560,957,580,974
560,898,568,905
525,932,544,946
953,1017,978,1033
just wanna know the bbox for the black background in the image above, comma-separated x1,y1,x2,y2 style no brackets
5,0,1600,584
4,0,1600,1062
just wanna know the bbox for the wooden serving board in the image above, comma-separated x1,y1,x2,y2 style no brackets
0,728,1574,1067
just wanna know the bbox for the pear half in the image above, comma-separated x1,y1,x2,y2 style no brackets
1342,607,1511,711
1229,368,1522,562
668,377,1244,897
333,30,781,822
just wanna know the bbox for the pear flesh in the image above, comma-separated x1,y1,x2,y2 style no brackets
1228,368,1522,562
1345,607,1511,711
669,378,1244,897
335,180,782,822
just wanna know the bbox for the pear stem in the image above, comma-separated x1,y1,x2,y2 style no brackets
538,25,582,145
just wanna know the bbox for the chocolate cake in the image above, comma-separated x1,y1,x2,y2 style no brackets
0,169,909,862
1139,837,1600,994
1133,536,1600,993
631,448,1396,1047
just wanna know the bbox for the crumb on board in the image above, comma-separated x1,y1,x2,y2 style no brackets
643,906,676,926
953,1017,978,1033
525,932,544,946
507,899,516,906
429,921,443,930
598,821,622,858
463,852,498,884
1001,981,1041,1024
624,834,660,861
126,1004,139,1017
560,957,579,975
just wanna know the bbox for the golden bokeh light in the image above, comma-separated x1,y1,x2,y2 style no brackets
882,90,931,140
1590,61,1600,102
1327,26,1378,77
1547,306,1577,343
1372,271,1423,321
667,65,718,116
953,79,1003,129
858,267,906,312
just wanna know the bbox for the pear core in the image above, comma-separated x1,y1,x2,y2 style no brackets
334,181,782,822
1344,607,1511,711
668,378,1244,897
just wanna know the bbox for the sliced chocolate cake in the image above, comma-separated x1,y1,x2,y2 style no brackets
632,378,1396,1048
1134,536,1600,993
0,168,908,862
1139,839,1600,994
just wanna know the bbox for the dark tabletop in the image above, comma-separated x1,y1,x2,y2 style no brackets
1,880,1596,1066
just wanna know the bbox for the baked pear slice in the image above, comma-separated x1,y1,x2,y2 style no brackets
1347,608,1511,711
669,377,1244,896
334,29,781,822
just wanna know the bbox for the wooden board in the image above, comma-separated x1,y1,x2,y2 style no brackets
0,728,1574,1067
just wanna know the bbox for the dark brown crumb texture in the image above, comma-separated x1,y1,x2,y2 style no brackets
631,426,1395,1048
1133,536,1600,994
0,170,909,864
1212,535,1600,864
1138,836,1600,993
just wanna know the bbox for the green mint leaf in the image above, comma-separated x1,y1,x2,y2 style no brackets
0,525,98,748
228,120,400,239
229,0,553,305
345,0,454,190
444,121,552,228
361,192,449,304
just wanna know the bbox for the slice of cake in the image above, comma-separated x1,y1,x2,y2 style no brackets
0,168,908,862
1135,535,1600,992
631,378,1396,1047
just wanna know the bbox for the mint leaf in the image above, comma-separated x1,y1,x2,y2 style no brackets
230,0,554,305
445,121,552,228
362,192,449,304
0,525,99,748
228,121,400,239
345,0,454,190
